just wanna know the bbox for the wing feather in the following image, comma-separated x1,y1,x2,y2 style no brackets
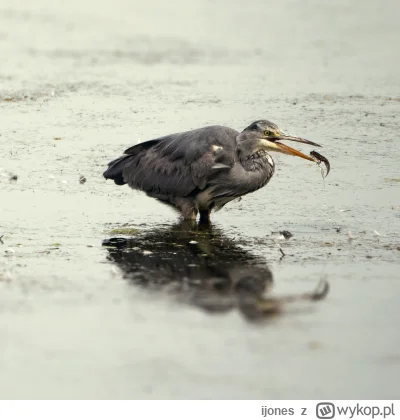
121,125,238,197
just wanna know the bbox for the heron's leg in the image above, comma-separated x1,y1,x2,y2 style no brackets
182,209,198,220
199,210,211,224
177,199,198,220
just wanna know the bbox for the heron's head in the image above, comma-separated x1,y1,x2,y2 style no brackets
239,120,321,162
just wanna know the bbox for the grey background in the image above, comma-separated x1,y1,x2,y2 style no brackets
1,0,399,399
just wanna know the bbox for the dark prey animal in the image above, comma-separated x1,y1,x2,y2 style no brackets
103,120,326,223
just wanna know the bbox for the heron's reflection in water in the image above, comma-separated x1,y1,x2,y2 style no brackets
103,222,328,320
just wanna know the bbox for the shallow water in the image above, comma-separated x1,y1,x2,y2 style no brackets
1,0,400,399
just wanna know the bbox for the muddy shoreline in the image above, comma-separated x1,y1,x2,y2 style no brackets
1,0,399,399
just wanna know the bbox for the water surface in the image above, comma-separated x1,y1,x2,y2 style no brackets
1,0,399,399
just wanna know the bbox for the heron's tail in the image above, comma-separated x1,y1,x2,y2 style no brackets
103,139,161,186
103,155,134,185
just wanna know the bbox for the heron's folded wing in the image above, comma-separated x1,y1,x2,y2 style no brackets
122,125,238,197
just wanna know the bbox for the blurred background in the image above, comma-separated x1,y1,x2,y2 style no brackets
1,0,399,400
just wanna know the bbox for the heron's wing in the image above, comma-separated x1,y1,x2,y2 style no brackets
122,125,239,197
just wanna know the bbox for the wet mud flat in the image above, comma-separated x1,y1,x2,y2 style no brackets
1,0,400,400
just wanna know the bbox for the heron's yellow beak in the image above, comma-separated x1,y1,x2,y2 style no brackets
265,133,321,162
273,142,315,161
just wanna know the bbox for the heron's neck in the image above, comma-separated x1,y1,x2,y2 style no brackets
238,147,274,171
235,148,275,192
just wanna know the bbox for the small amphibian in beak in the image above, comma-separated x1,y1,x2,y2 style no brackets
310,150,330,178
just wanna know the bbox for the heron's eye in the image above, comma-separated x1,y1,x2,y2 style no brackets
264,130,272,137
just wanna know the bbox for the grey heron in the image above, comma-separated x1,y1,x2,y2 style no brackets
103,120,329,223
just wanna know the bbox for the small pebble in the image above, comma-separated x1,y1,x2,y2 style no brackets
308,340,322,350
79,175,87,184
279,230,293,240
271,231,293,240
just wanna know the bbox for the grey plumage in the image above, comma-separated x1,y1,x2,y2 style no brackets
103,120,320,222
